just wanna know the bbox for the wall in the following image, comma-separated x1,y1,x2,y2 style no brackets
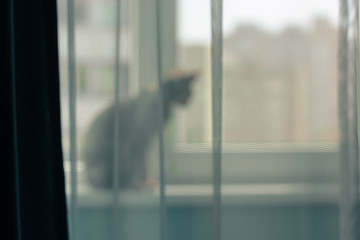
77,203,338,240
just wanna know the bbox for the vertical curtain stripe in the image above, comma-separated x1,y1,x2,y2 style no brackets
112,0,122,239
211,0,223,240
347,0,360,239
339,1,350,239
352,0,360,199
339,0,360,239
155,0,167,240
67,0,78,239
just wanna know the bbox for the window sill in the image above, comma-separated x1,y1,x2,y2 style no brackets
70,183,339,208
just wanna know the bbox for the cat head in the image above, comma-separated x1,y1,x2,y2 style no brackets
163,69,197,106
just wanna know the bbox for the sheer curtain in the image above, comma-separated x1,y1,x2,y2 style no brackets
58,0,359,240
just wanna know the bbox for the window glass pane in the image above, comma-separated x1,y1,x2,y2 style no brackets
177,0,339,143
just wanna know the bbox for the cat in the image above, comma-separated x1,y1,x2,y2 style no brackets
82,69,196,189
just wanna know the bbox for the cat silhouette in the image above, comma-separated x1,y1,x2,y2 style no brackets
82,69,197,189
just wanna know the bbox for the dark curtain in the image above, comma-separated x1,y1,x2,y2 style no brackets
2,0,69,239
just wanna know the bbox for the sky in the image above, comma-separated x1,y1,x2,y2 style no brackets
178,0,339,44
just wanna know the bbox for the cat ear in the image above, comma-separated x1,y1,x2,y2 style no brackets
166,67,183,81
184,71,198,83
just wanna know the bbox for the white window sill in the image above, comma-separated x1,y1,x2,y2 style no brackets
69,183,339,208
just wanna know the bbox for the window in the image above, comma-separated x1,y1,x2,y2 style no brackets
164,0,340,187
58,0,340,193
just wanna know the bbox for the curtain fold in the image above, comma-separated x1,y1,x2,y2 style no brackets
155,0,167,239
339,0,360,239
211,0,223,240
3,0,69,239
